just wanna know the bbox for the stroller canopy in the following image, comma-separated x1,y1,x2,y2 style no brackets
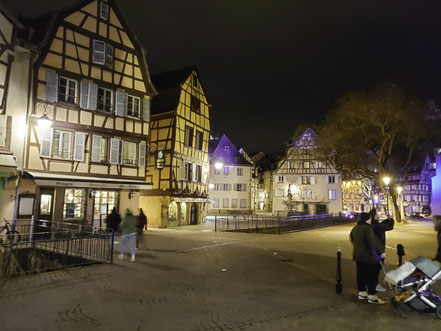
410,256,441,279
385,257,441,285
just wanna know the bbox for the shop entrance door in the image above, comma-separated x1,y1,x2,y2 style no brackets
38,188,54,237
190,203,198,225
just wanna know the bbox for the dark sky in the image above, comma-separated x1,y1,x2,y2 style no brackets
6,0,441,154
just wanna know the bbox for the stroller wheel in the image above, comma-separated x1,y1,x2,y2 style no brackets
436,306,441,320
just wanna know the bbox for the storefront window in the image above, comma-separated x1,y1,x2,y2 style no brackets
168,201,177,222
64,189,85,219
93,191,119,220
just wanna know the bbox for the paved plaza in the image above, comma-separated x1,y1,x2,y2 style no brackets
0,219,440,330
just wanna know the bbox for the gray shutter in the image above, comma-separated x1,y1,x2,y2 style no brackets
110,138,120,164
142,98,150,122
40,128,53,158
73,132,86,162
91,135,102,162
105,44,113,68
88,82,98,110
298,176,302,184
115,90,126,116
180,161,186,181
46,71,58,102
335,176,339,184
311,176,316,185
243,184,247,191
138,142,146,167
325,176,329,184
192,163,197,182
93,40,105,65
80,81,89,109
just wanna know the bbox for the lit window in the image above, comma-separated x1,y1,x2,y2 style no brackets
122,141,137,165
52,130,72,159
58,77,77,104
64,189,85,219
328,189,336,200
304,161,310,168
127,95,140,118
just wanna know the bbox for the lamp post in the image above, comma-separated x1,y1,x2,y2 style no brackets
383,176,391,216
396,186,403,220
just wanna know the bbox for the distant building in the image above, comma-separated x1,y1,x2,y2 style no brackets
400,156,433,215
141,67,210,227
258,129,343,216
208,135,253,214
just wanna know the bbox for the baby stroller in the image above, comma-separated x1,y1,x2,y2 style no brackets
385,256,441,319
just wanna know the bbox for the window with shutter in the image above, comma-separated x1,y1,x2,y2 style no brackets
73,132,86,162
58,77,77,104
93,40,106,65
91,135,102,162
138,142,146,167
311,176,316,185
192,164,197,182
127,95,140,118
100,1,109,20
115,90,126,116
88,82,98,110
122,141,136,165
97,87,112,112
51,130,72,159
142,98,150,122
45,71,58,102
80,81,89,109
109,138,120,164
40,128,53,158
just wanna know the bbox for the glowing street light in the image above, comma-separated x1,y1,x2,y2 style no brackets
214,162,223,170
396,186,403,195
38,113,52,129
382,176,391,186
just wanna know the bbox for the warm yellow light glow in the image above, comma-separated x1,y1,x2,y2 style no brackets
208,183,214,189
382,176,391,186
38,113,52,129
214,162,223,170
396,186,403,194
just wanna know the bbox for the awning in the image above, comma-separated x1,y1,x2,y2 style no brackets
173,197,209,203
28,172,153,190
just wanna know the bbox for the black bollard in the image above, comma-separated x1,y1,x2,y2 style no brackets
336,247,342,294
397,244,405,266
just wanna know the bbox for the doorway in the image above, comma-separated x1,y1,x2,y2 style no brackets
190,203,198,225
38,188,54,222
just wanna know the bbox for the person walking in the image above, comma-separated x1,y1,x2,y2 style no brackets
106,207,121,243
136,208,147,249
369,208,394,292
434,215,441,263
119,209,138,262
350,212,386,304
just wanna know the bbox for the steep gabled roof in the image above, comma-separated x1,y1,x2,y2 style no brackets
151,66,199,92
209,134,252,166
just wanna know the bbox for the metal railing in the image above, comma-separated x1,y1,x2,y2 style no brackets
1,218,113,279
214,214,356,234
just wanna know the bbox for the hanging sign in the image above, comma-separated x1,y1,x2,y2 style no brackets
156,151,165,170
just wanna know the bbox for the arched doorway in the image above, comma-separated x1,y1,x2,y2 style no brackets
168,201,178,223
190,203,198,225
180,202,187,224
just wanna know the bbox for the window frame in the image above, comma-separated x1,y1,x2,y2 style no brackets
97,86,113,113
100,1,109,20
126,94,141,118
184,126,194,147
121,141,137,166
58,76,77,105
51,129,72,160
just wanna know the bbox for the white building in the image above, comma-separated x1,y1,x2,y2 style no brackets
266,128,343,216
208,135,253,214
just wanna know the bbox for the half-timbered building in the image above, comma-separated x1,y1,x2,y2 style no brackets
141,67,210,227
18,0,155,226
269,128,343,216
0,6,32,221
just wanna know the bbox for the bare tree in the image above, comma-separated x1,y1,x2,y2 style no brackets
316,83,440,222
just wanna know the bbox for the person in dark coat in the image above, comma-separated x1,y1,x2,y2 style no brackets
350,212,386,304
106,207,121,233
369,208,394,292
136,208,147,249
433,215,441,263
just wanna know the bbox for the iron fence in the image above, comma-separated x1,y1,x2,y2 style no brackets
214,214,356,234
0,218,113,279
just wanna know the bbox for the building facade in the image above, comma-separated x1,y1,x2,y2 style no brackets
267,129,342,216
208,135,253,214
16,0,155,227
0,7,32,221
141,67,210,227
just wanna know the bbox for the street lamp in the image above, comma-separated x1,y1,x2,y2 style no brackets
383,176,391,216
214,162,223,170
38,112,52,129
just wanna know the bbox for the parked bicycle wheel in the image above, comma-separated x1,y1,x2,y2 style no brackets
6,230,21,243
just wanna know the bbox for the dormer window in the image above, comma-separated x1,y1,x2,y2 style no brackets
100,2,109,21
192,75,198,87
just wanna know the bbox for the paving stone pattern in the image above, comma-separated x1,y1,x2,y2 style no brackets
0,220,440,330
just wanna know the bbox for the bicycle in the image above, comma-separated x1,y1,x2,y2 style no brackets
0,219,21,244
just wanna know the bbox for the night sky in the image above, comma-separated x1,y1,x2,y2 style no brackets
6,0,441,153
